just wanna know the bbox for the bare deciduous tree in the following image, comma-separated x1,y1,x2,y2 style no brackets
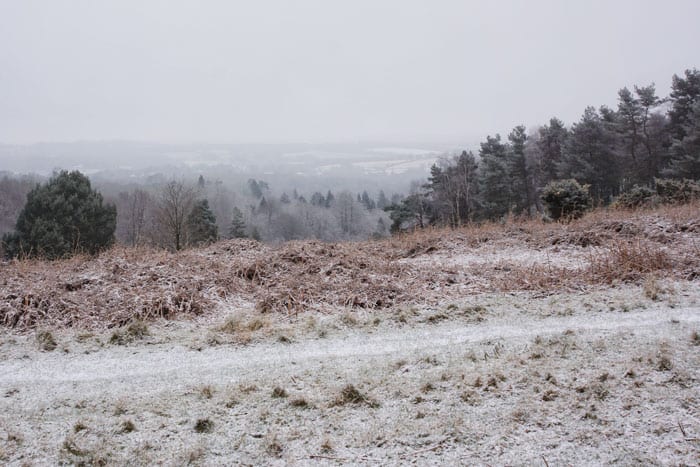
157,181,196,251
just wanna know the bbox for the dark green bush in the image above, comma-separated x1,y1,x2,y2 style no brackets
654,178,700,204
1,171,116,259
614,185,656,208
541,179,592,221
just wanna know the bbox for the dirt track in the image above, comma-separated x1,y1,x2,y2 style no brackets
1,282,699,465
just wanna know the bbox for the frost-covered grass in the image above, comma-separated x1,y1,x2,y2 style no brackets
0,280,699,465
0,202,698,464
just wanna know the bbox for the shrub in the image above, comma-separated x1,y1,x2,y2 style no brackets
2,171,116,259
614,185,656,208
654,178,700,204
541,179,592,221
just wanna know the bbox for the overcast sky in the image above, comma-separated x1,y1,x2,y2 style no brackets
1,0,698,145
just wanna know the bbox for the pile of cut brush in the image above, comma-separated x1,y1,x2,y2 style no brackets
1,203,698,331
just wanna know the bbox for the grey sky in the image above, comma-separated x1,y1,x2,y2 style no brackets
1,0,698,145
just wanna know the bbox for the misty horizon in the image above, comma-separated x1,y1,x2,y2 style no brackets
2,0,699,146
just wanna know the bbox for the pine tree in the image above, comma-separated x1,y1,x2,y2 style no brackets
310,192,325,206
186,199,218,246
668,69,700,141
536,118,568,185
228,207,247,238
665,100,700,179
376,190,389,209
507,125,532,213
478,135,511,219
559,107,620,202
361,190,375,210
247,179,263,199
2,170,116,259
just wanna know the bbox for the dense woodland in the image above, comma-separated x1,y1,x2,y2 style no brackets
1,69,699,256
387,68,700,230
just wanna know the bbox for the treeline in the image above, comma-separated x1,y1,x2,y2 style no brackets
112,175,394,250
387,68,700,230
1,170,395,258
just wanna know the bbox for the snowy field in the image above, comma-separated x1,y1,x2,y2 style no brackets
1,280,699,465
1,204,699,465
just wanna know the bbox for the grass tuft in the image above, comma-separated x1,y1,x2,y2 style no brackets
271,386,288,398
194,418,214,434
36,330,57,351
332,384,379,408
119,420,135,433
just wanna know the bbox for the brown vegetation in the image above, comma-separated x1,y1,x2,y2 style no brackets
0,202,698,331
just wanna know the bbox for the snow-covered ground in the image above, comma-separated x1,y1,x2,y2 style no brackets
1,280,699,465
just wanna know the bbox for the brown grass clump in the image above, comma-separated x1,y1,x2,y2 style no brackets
271,386,288,398
200,385,214,399
332,384,379,408
289,397,309,408
589,241,673,283
109,320,149,345
119,420,135,434
36,329,57,351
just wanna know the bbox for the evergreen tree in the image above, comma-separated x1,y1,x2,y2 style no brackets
384,192,430,232
536,118,568,185
614,85,668,187
665,100,700,179
375,217,387,236
478,134,511,218
507,125,532,213
425,163,451,225
376,190,389,209
186,199,218,246
559,107,620,202
310,192,325,206
247,179,263,199
361,190,375,210
668,69,700,140
325,190,335,207
2,170,116,259
228,207,247,238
